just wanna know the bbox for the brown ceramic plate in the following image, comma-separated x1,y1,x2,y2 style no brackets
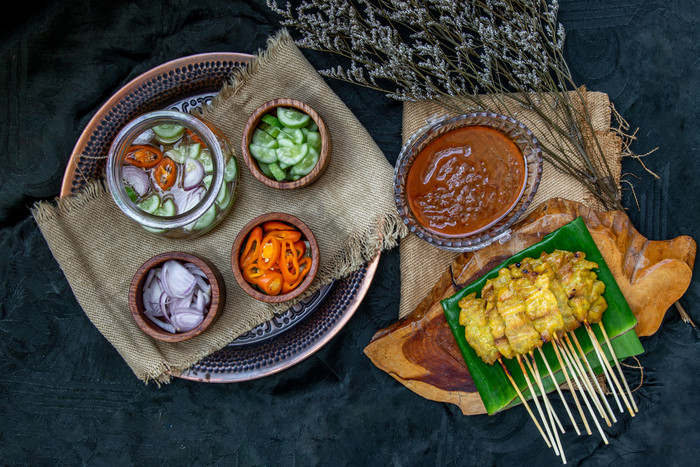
60,52,379,382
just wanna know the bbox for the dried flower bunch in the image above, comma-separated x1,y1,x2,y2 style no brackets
268,0,642,210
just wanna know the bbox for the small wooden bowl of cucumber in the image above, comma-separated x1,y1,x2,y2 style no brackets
241,98,331,189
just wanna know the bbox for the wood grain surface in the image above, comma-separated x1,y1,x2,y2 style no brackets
364,198,696,415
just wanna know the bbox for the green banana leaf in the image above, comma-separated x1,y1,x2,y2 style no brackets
441,217,644,415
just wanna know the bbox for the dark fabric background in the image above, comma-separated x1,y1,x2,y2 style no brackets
1,1,698,465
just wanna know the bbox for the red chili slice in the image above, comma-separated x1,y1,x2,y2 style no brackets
125,144,163,169
153,157,177,190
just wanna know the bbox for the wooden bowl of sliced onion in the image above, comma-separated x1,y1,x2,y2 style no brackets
129,251,225,342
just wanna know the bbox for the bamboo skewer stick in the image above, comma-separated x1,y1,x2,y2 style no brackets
598,322,639,413
584,323,634,417
516,355,559,456
525,355,567,464
554,337,608,444
567,332,617,424
561,334,612,426
538,346,582,436
499,359,552,449
585,325,624,414
527,353,565,434
550,342,590,435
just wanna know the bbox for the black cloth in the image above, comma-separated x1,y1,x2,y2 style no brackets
1,1,698,465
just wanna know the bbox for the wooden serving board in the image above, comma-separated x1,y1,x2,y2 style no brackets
364,198,696,415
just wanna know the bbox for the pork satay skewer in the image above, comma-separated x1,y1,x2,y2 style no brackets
559,334,612,427
549,341,591,435
567,332,618,423
583,322,633,416
526,356,568,465
597,322,639,413
525,355,566,463
584,324,626,414
553,336,608,444
527,353,565,434
499,359,552,449
516,355,559,456
537,346,582,435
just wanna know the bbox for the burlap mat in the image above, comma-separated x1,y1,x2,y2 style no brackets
398,90,624,319
32,29,404,384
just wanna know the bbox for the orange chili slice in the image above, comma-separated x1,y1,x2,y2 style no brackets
152,157,177,190
242,263,265,284
292,240,306,259
186,129,206,147
269,230,302,242
240,226,263,268
257,234,281,270
278,240,300,283
256,270,283,296
281,257,312,294
125,144,163,169
261,221,293,232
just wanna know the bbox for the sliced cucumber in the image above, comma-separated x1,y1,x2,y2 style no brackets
137,195,160,214
277,107,310,129
165,147,188,164
291,146,320,176
257,162,274,178
306,121,319,132
202,174,213,189
261,114,283,128
216,183,233,210
152,123,185,143
306,131,321,151
193,205,217,231
276,143,309,166
223,156,238,182
259,122,280,138
188,143,202,160
249,143,278,164
276,138,296,148
216,182,228,205
154,199,176,217
278,127,305,145
268,162,287,182
252,128,278,148
197,150,214,173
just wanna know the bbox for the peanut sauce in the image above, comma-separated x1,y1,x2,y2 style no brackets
406,126,526,237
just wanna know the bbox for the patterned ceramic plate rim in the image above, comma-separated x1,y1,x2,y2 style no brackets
60,52,379,382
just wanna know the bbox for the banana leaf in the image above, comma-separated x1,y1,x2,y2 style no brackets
441,217,644,415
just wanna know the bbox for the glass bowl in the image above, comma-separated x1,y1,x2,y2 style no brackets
394,112,542,252
106,110,238,239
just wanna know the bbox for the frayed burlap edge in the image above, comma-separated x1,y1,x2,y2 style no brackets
31,179,108,223
201,29,294,116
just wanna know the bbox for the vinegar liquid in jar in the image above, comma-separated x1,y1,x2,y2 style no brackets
405,126,526,237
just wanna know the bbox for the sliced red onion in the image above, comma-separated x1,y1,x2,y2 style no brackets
161,260,196,299
133,128,155,145
143,311,177,334
173,186,205,215
141,260,211,334
123,166,149,197
183,158,204,190
170,309,204,332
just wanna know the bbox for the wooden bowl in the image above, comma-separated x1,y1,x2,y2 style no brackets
241,98,331,189
129,251,225,342
231,212,320,303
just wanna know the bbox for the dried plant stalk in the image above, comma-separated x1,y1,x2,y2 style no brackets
268,0,639,210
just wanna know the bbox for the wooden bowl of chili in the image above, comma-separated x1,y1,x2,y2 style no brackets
241,98,331,190
231,212,320,303
129,251,225,342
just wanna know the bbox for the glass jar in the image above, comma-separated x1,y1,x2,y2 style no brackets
106,110,238,239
